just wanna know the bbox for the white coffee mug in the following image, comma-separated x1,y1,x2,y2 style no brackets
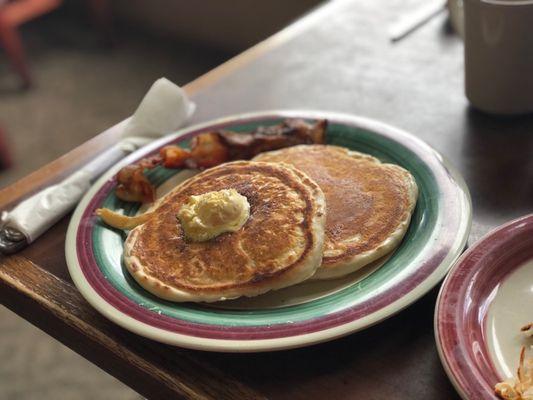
463,0,533,114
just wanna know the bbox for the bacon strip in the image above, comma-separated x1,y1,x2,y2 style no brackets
112,118,328,203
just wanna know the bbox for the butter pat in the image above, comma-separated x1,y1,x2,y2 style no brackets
178,189,250,242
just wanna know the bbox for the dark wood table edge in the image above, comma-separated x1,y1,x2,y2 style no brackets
0,255,265,399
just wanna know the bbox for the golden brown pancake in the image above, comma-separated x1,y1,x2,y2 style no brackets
254,145,418,279
124,161,326,302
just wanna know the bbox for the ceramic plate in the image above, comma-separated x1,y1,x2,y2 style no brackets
435,214,533,399
66,111,471,352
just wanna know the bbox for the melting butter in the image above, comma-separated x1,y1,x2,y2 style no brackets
177,189,250,242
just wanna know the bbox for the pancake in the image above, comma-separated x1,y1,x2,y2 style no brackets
254,145,418,279
124,161,326,302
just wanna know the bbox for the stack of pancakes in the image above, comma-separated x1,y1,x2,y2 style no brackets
124,145,418,302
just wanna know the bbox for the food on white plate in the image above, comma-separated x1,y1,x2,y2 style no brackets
120,161,326,302
96,121,420,302
495,346,533,400
254,145,418,279
114,118,327,203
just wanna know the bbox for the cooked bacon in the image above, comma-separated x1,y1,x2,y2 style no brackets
258,118,327,144
218,118,327,160
188,132,229,168
115,164,156,203
137,154,162,169
111,118,328,203
160,145,191,168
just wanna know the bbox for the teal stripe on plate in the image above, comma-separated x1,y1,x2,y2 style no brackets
91,120,439,327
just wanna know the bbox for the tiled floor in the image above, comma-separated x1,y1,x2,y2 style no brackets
0,6,229,399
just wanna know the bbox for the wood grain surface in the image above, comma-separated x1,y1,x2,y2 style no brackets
0,255,263,400
1,0,533,399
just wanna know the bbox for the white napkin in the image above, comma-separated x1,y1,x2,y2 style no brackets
1,77,195,244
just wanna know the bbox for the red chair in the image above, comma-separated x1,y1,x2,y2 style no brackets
0,0,62,87
0,0,112,88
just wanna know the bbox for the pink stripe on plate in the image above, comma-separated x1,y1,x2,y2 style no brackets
77,184,452,340
436,214,533,399
74,113,466,342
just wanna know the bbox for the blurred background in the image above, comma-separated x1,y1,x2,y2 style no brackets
0,0,320,398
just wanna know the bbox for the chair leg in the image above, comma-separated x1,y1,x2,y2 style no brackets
0,21,32,88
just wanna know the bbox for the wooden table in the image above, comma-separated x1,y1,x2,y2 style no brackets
1,1,533,398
